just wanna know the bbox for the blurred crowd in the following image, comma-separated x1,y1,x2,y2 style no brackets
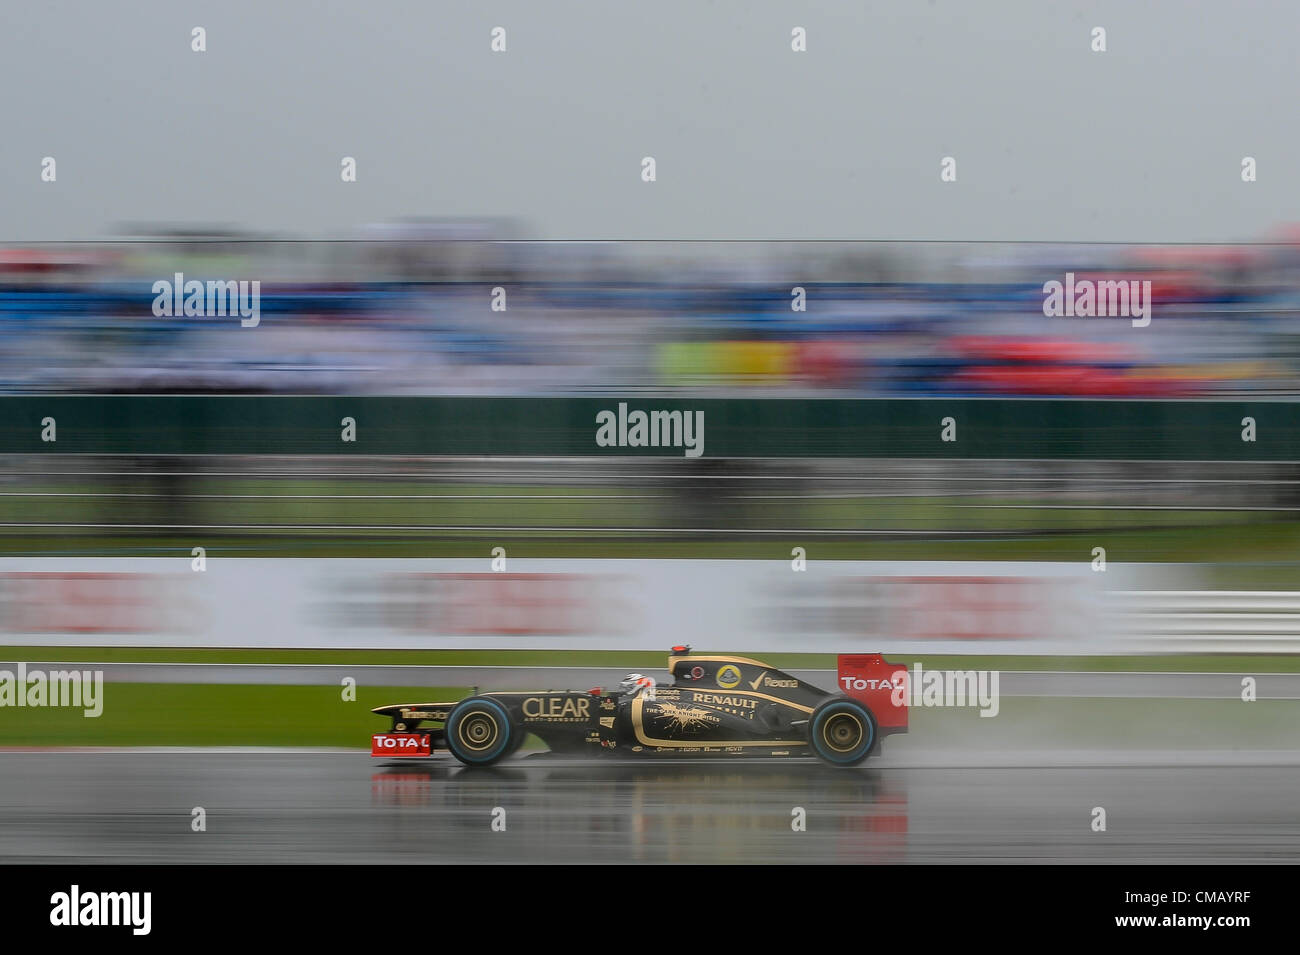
4,220,1300,396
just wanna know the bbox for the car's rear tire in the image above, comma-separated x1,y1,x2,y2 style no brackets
445,697,515,767
808,697,876,767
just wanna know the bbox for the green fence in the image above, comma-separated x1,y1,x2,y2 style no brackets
0,396,1295,459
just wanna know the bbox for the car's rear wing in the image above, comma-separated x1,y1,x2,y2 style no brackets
836,654,908,732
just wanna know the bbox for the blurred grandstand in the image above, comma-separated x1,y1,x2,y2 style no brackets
3,219,1300,397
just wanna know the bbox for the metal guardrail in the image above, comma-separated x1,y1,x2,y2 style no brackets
1109,591,1300,651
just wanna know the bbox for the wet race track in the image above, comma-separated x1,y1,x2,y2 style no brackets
3,748,1299,864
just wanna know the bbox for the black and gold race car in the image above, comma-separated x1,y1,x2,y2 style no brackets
371,647,907,768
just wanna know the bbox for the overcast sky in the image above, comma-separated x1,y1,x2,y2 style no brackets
3,0,1295,242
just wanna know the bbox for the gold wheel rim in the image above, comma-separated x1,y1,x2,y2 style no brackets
458,712,500,752
823,713,864,753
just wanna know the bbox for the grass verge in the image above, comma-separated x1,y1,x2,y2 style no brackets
3,646,1299,673
0,683,460,749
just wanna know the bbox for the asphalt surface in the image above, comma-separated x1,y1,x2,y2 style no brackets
6,662,1300,699
3,747,1299,863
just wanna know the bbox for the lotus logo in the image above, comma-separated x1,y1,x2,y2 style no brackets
716,665,742,689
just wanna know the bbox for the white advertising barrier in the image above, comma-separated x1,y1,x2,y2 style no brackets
0,558,1273,654
1104,591,1300,654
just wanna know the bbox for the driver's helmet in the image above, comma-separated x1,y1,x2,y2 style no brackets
619,672,657,700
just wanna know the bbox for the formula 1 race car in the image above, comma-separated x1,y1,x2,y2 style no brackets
371,647,907,768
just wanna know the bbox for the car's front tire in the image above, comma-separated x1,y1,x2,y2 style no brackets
445,697,516,766
808,697,877,767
